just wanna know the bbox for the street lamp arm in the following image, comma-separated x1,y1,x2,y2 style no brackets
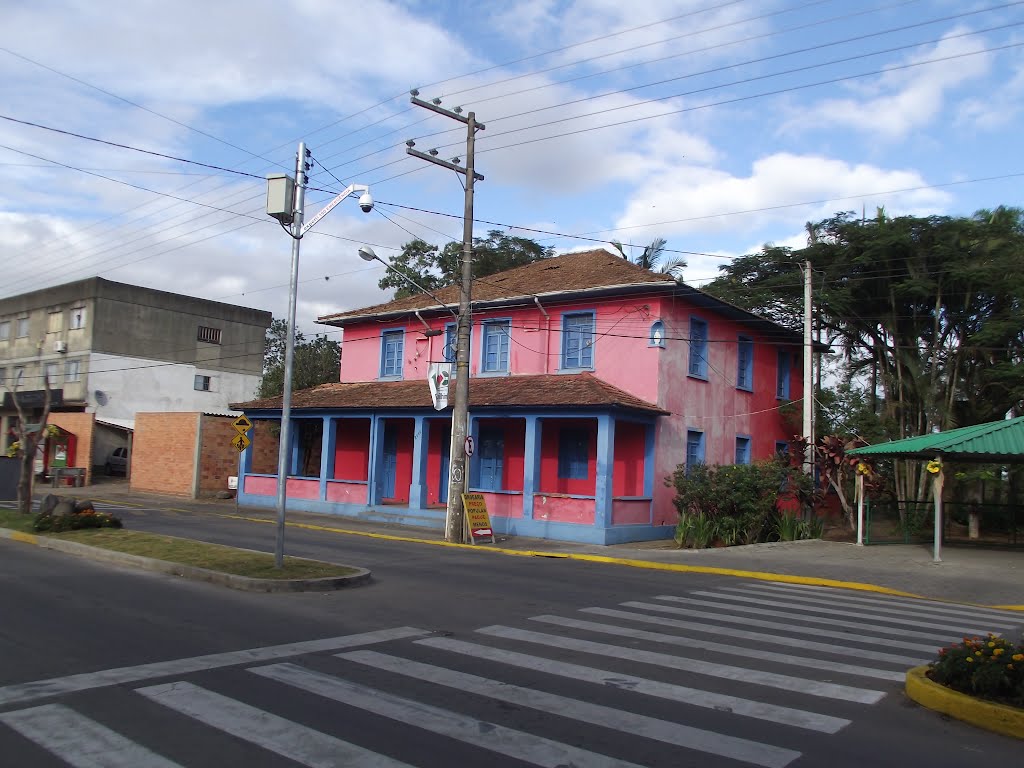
358,246,458,319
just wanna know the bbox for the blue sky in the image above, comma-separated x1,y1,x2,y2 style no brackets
1,0,1022,333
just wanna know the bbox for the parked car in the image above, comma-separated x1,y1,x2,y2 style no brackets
105,447,129,476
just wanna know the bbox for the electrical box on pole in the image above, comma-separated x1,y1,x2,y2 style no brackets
266,173,295,224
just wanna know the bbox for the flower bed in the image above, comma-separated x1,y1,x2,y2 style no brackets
928,634,1024,709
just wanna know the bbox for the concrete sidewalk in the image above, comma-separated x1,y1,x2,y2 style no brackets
36,482,1024,608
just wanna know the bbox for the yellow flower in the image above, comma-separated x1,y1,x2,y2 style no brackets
988,642,995,648
975,650,983,656
993,648,1004,656
1012,654,1024,662
966,657,974,663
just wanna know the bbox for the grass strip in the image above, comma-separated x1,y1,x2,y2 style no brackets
0,508,35,533
19,522,357,579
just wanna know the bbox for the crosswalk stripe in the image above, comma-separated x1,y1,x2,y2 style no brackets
252,662,650,768
0,703,183,768
476,626,886,704
529,615,905,682
621,601,943,653
414,636,849,733
340,650,801,768
583,607,928,665
736,583,1022,624
686,590,1001,635
650,596,955,643
0,626,428,708
137,681,412,767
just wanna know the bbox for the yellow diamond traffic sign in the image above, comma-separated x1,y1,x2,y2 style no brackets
231,433,251,453
232,415,253,435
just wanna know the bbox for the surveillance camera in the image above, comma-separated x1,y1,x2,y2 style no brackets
358,191,374,213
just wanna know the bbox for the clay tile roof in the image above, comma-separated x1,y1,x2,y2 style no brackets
233,373,667,415
318,249,675,324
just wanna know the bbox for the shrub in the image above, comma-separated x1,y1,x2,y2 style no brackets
776,512,801,541
929,634,1024,708
34,510,123,533
670,458,814,548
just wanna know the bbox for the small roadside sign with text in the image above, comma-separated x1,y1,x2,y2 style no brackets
232,415,253,435
231,433,251,453
461,492,495,544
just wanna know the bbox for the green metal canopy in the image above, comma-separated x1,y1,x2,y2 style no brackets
847,415,1024,463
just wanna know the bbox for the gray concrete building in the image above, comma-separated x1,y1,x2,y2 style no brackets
0,277,272,457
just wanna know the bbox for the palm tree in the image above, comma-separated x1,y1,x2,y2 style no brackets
610,237,686,279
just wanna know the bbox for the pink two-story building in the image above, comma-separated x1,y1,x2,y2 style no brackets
234,249,803,544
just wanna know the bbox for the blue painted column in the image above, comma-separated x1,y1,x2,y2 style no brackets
288,421,301,476
408,415,428,510
643,421,656,498
522,416,541,520
368,415,386,506
468,415,480,489
595,414,615,529
319,417,336,501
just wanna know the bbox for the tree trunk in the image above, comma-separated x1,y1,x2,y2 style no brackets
11,380,53,515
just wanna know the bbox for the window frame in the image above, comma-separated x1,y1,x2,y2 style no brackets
197,325,222,345
735,435,751,465
688,317,708,379
47,311,63,334
776,348,791,399
379,328,405,379
44,362,59,386
685,429,705,475
15,317,30,338
479,318,511,374
69,306,87,330
194,374,212,392
443,322,457,363
561,311,596,370
557,425,590,480
0,321,9,341
648,320,665,348
737,336,753,391
64,359,81,383
13,367,25,386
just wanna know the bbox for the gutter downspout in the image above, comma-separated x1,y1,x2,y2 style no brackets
534,297,550,375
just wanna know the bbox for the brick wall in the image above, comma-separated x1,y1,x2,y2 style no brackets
250,419,280,474
197,415,242,496
48,412,96,485
131,412,199,497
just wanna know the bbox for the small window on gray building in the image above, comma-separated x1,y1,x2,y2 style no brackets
69,307,87,330
197,326,222,344
44,363,59,386
47,311,63,334
194,375,212,391
0,367,5,384
16,317,30,338
0,321,10,341
65,359,81,382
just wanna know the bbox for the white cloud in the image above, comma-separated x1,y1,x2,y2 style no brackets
614,152,952,240
788,27,994,140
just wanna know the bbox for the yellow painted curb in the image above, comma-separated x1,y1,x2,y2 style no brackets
212,512,928,599
906,666,1024,740
10,531,38,544
991,605,1024,612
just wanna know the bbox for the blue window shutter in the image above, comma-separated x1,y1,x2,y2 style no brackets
776,349,791,398
688,319,707,378
381,330,403,377
562,313,594,369
737,337,753,390
444,323,456,362
482,321,510,372
735,436,751,465
558,427,589,480
685,430,704,475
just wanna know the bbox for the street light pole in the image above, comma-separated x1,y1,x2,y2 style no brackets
272,141,308,569
265,143,373,568
405,92,484,543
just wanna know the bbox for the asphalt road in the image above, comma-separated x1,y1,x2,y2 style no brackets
1,505,1022,768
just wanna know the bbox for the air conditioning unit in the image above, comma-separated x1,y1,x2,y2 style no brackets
53,340,67,353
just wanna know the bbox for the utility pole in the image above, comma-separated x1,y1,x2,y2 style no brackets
406,91,484,543
802,259,814,477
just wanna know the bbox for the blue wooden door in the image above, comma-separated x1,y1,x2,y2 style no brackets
479,426,504,491
438,425,451,504
382,426,397,499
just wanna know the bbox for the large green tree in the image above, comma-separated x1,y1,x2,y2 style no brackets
378,231,554,299
257,318,341,398
705,207,1024,504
